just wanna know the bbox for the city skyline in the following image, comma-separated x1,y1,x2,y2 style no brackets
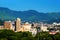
0,0,60,13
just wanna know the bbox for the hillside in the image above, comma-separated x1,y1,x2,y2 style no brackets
0,7,60,23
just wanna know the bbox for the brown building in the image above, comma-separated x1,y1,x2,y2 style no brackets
15,18,21,32
4,21,14,30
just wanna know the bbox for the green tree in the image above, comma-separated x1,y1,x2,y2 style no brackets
16,31,34,40
35,32,53,40
54,33,60,40
0,38,8,40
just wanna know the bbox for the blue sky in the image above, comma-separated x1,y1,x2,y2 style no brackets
0,0,60,12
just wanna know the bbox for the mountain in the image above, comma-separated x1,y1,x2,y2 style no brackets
0,7,60,23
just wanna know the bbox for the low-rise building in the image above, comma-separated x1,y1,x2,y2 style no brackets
22,22,31,32
0,26,4,29
4,21,14,30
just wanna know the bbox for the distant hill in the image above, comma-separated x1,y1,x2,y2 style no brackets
0,7,60,23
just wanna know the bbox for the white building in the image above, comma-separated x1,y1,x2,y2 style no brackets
22,22,31,32
40,24,49,31
30,28,37,36
53,22,60,25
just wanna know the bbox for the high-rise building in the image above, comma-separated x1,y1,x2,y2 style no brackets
4,21,14,30
15,18,21,32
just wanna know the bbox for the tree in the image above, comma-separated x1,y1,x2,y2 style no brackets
0,29,16,40
0,38,8,40
7,36,18,40
54,33,60,40
16,31,34,40
35,32,53,40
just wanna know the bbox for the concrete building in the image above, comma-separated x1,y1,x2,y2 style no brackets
53,22,60,25
22,22,31,32
15,18,21,32
4,21,14,30
0,26,4,29
40,23,49,31
30,28,37,36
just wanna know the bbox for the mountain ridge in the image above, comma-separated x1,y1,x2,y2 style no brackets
0,7,60,23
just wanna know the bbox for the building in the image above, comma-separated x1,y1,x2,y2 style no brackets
40,23,49,31
49,31,57,35
15,18,21,32
4,21,14,30
22,22,31,32
30,28,37,36
0,26,4,29
53,22,60,25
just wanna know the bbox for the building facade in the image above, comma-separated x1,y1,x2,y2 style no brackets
15,18,21,32
4,21,14,30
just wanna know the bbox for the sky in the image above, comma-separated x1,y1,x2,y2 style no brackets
0,0,60,13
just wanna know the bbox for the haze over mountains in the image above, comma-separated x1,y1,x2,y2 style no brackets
0,7,60,23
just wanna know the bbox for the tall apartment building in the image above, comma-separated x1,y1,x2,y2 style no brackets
15,18,21,32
